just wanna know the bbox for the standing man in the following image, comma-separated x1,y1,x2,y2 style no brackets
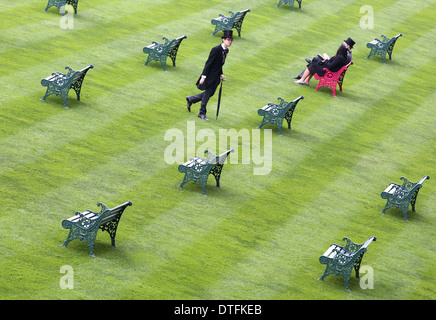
186,30,233,121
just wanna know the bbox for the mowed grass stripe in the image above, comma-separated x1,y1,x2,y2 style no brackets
0,0,430,230
0,0,360,107
1,0,430,245
157,76,436,299
1,0,434,299
0,0,261,74
0,0,412,172
0,0,367,173
119,24,436,298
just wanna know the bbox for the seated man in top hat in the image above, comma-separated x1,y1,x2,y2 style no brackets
292,37,355,80
186,30,234,121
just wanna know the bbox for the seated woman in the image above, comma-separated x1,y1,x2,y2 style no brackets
295,44,349,86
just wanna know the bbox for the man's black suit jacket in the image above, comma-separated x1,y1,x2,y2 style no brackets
196,44,227,90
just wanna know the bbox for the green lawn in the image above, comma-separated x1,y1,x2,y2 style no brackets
0,0,435,300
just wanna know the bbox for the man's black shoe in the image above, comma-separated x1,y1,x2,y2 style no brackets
305,58,312,64
186,97,192,112
292,75,301,79
198,114,209,121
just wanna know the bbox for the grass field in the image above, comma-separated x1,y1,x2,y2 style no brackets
0,0,435,300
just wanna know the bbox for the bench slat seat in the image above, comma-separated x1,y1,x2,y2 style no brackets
211,9,250,37
366,33,402,63
178,149,234,195
276,0,302,11
314,61,353,97
61,201,132,257
319,236,376,291
143,35,187,71
41,64,93,108
44,0,79,15
381,175,429,220
258,95,304,135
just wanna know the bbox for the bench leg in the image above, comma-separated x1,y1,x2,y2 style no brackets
210,164,224,188
61,227,98,257
178,175,189,189
61,230,75,248
201,184,207,196
285,111,294,130
344,278,351,291
100,218,121,248
331,86,337,97
144,56,152,66
161,61,167,72
257,118,267,130
62,98,69,109
41,91,50,102
277,124,283,136
401,207,409,221
410,191,419,213
353,253,364,279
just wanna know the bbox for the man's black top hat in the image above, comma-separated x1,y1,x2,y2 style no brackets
344,37,355,48
222,30,233,39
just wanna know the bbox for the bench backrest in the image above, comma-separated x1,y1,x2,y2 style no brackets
178,149,234,176
167,35,187,54
101,201,132,225
340,236,376,261
397,175,429,195
259,95,304,118
320,236,376,268
42,65,93,88
231,9,250,23
287,95,304,112
381,33,402,45
63,201,131,230
146,36,186,54
327,61,352,78
204,148,234,165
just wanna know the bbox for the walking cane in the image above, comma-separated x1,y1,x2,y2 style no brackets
216,81,223,120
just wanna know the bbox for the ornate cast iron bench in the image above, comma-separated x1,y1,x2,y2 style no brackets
257,95,304,136
314,61,353,97
61,201,132,257
211,9,251,37
366,33,402,63
276,0,302,11
178,149,234,195
319,236,376,291
40,64,93,108
143,35,187,71
380,175,429,221
44,0,79,15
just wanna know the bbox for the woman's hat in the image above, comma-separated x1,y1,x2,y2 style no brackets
222,30,233,39
344,37,355,48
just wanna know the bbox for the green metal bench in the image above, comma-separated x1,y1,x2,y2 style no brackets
257,95,304,136
44,0,79,15
61,201,132,257
276,0,302,11
178,148,234,195
319,236,376,291
40,64,93,109
211,9,251,37
366,33,402,63
143,35,187,71
381,175,429,221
